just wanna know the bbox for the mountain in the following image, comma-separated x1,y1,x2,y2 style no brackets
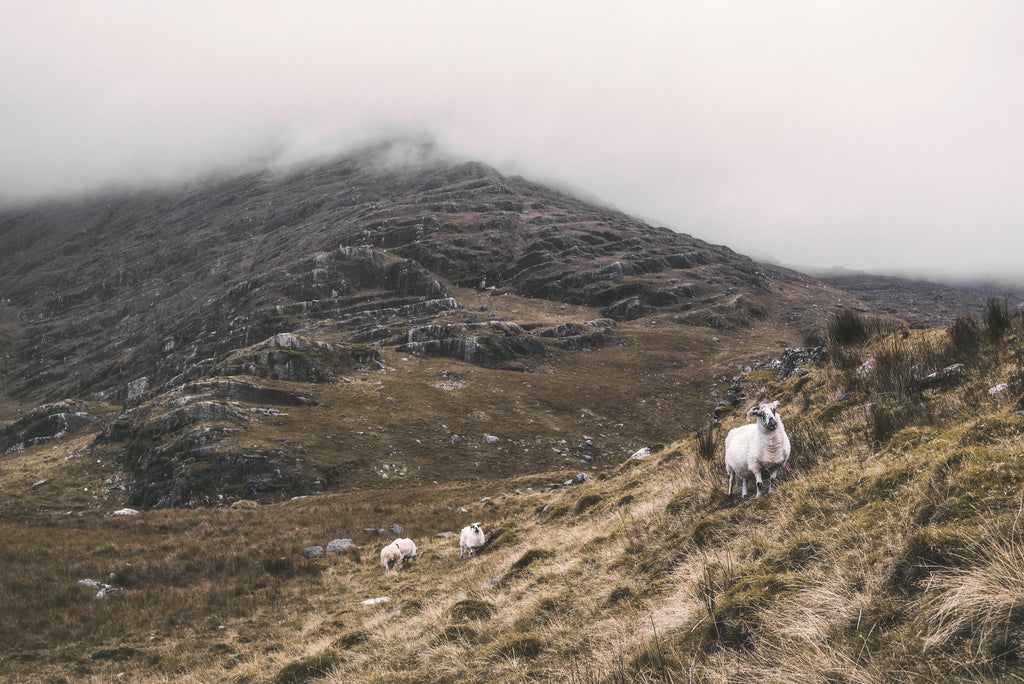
0,140,850,510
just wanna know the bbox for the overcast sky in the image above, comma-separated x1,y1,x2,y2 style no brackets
2,1,1022,282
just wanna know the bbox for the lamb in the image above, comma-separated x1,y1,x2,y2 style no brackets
459,522,485,558
380,542,403,576
725,401,791,498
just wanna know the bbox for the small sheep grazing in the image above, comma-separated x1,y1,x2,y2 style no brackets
394,537,417,563
380,542,403,576
725,401,791,498
459,522,485,558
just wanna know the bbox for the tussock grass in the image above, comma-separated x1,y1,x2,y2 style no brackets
5,314,1024,681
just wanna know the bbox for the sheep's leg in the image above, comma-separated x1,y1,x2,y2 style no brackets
460,546,464,558
727,469,735,496
740,477,748,498
754,470,764,498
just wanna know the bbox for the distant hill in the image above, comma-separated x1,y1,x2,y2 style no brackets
816,272,1024,328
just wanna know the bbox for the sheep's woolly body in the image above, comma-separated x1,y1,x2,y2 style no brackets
380,543,403,576
725,401,791,498
394,538,417,561
460,523,485,558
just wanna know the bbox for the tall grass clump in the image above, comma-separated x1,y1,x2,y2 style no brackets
922,532,1024,669
860,332,947,448
826,307,870,370
948,312,983,359
694,414,719,463
984,297,1011,343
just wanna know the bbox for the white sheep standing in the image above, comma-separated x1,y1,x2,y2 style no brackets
459,522,485,558
380,542,403,576
725,401,791,498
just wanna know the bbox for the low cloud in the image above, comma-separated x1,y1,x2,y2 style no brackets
2,1,1022,281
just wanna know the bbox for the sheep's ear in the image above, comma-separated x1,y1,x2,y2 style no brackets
769,401,780,411
747,407,762,418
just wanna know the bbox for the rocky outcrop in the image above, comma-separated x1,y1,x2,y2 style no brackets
215,333,380,382
397,321,546,368
174,380,313,407
776,346,827,380
1,401,94,454
98,381,320,508
109,423,313,509
538,319,619,350
602,297,644,321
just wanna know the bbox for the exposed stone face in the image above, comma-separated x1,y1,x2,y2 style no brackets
776,346,827,380
398,321,546,368
175,380,313,407
99,383,318,508
602,297,643,321
1,401,94,454
539,319,618,350
215,334,380,383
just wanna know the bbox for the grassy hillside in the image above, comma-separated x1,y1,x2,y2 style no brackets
2,305,1024,682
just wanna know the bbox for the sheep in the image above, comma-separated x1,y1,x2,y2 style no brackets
380,542,403,576
380,538,417,576
459,522,485,558
394,537,417,563
725,401,790,498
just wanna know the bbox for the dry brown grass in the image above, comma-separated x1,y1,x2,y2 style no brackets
4,317,1024,681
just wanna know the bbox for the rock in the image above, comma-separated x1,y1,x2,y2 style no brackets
125,377,150,401
77,578,123,599
989,383,1009,395
216,333,380,383
303,545,324,559
776,346,826,380
398,321,545,368
437,531,457,538
602,297,643,321
539,319,618,350
1,401,94,455
921,363,966,388
484,434,500,444
31,479,48,489
179,380,313,407
109,508,140,517
856,358,876,377
450,434,467,444
627,447,651,461
362,596,390,606
99,396,317,509
327,538,357,553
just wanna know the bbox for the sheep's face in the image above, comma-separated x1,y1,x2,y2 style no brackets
749,402,781,431
471,523,482,533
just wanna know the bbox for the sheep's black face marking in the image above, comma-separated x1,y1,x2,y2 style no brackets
751,404,779,431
